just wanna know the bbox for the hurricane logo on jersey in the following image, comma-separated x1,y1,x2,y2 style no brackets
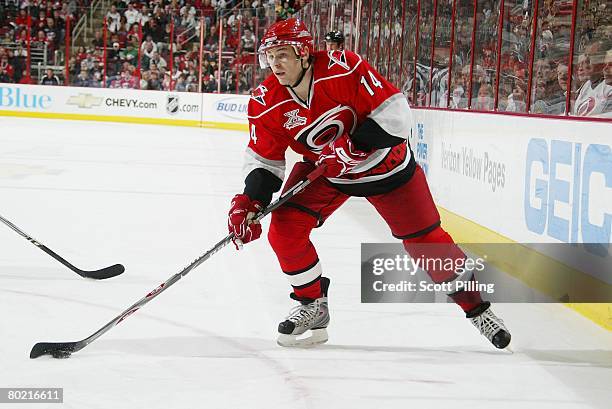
575,96,596,116
295,106,358,152
251,85,268,106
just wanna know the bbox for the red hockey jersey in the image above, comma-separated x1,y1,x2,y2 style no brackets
245,49,415,197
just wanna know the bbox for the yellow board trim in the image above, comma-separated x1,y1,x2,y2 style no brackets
201,121,249,131
0,110,249,131
439,206,612,331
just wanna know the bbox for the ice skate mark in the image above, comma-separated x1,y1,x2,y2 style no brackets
0,185,227,198
359,395,584,404
1,288,313,408
298,374,454,385
0,272,82,282
2,155,241,170
0,164,63,179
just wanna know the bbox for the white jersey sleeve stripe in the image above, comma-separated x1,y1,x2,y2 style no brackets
243,147,286,181
368,93,413,140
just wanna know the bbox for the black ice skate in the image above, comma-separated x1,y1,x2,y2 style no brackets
277,277,330,347
466,301,512,349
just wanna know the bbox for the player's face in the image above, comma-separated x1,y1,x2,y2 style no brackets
326,42,341,51
266,46,303,86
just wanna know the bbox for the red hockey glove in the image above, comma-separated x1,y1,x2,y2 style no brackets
316,133,370,178
228,194,263,250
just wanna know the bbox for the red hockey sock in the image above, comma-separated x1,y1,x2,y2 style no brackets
293,279,322,300
449,280,483,313
403,226,483,313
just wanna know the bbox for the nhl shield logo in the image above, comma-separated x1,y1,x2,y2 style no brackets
166,95,180,115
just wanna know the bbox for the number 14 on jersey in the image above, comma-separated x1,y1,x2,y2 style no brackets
360,71,383,96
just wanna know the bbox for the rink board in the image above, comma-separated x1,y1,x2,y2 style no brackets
411,108,612,330
0,83,249,131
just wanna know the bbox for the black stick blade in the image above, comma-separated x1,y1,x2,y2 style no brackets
80,264,125,280
30,342,81,359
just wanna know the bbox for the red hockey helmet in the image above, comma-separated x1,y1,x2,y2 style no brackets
258,18,314,68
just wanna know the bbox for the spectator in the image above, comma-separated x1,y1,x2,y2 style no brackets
40,68,60,85
106,4,121,33
122,42,138,64
148,70,162,90
530,78,549,114
575,52,592,91
205,25,220,50
139,5,151,26
0,54,14,81
74,69,92,87
115,70,138,89
141,36,157,59
144,18,164,47
107,41,122,74
242,28,256,52
574,40,611,117
201,58,213,76
15,9,28,28
473,83,494,111
91,71,103,88
124,3,141,28
75,46,87,62
200,0,216,26
602,49,612,114
18,69,36,84
175,73,187,91
278,1,295,20
0,66,11,83
33,29,46,47
505,80,526,112
91,30,104,49
180,5,197,30
604,50,612,88
140,70,150,89
162,71,171,90
227,9,242,28
45,17,59,46
543,63,570,115
148,51,167,70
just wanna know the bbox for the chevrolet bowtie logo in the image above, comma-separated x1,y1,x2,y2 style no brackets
67,93,103,109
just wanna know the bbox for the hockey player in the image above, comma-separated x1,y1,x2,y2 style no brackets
227,18,511,349
324,30,344,51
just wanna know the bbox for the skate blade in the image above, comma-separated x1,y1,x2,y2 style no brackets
277,328,328,347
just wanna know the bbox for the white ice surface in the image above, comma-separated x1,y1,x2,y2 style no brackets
0,117,610,409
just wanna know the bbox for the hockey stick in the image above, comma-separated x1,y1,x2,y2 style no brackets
30,165,326,359
0,213,125,280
